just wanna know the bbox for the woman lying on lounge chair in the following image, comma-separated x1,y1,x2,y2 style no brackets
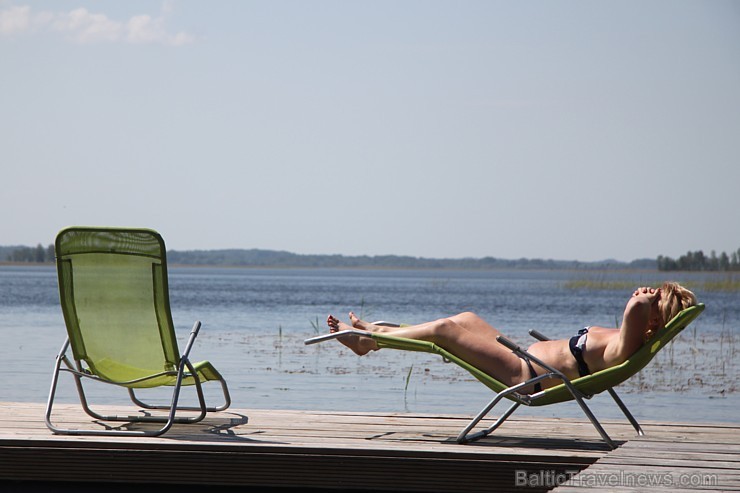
327,282,696,393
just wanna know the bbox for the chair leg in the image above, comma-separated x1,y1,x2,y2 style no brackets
44,340,69,434
607,388,644,436
457,397,521,444
456,377,551,444
128,377,231,413
46,355,207,436
560,381,617,450
460,382,618,449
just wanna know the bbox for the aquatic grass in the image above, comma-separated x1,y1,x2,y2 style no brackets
358,296,372,321
563,279,642,291
719,311,736,379
403,363,416,410
702,274,740,292
720,311,725,365
309,316,321,335
729,318,737,360
565,272,740,292
277,324,284,367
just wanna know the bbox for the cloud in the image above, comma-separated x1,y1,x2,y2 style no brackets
0,5,31,35
53,8,123,43
0,2,194,46
125,13,194,46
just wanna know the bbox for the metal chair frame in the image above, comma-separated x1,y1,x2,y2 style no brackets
307,326,644,450
46,321,231,437
456,329,644,449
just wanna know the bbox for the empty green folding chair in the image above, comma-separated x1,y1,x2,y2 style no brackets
46,227,231,436
306,304,704,449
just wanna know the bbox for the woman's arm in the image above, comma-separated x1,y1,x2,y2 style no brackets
607,287,661,362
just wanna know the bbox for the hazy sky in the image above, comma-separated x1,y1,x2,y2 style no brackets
2,1,739,262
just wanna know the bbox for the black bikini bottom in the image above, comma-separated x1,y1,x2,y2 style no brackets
519,355,542,393
569,327,592,377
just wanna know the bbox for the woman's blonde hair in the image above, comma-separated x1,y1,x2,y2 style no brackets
659,281,697,326
644,282,697,341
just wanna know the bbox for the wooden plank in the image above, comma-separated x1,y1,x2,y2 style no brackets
1,402,739,492
0,402,604,493
551,421,740,492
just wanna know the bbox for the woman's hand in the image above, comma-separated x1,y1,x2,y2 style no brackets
633,286,655,296
632,286,661,306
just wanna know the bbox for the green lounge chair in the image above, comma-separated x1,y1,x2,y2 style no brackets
305,304,704,449
45,227,231,436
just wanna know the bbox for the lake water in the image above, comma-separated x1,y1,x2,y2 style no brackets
1,265,738,424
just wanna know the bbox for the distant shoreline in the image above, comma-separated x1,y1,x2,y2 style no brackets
0,260,657,271
164,249,658,271
1,246,657,270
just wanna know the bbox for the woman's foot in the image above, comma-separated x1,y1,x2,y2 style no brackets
326,314,378,356
348,311,384,332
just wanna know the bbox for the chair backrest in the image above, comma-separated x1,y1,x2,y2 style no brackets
533,303,705,406
55,227,180,382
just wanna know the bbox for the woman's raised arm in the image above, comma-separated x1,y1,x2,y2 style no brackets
611,287,661,360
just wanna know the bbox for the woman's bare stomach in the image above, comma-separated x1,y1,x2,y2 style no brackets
526,340,581,388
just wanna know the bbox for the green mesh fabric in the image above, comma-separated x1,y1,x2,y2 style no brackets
55,227,216,388
56,228,164,258
89,359,223,388
375,304,705,406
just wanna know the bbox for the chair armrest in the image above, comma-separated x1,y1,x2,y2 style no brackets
495,335,521,352
529,329,551,341
304,329,372,345
181,321,202,358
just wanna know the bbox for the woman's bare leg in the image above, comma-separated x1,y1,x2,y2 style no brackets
327,312,527,386
348,311,504,339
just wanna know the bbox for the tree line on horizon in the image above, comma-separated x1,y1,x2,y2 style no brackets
4,243,738,272
0,244,55,263
2,243,654,269
657,249,740,272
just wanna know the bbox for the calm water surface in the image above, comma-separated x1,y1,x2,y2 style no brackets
1,265,738,423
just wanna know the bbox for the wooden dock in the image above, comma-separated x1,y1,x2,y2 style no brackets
0,402,737,492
